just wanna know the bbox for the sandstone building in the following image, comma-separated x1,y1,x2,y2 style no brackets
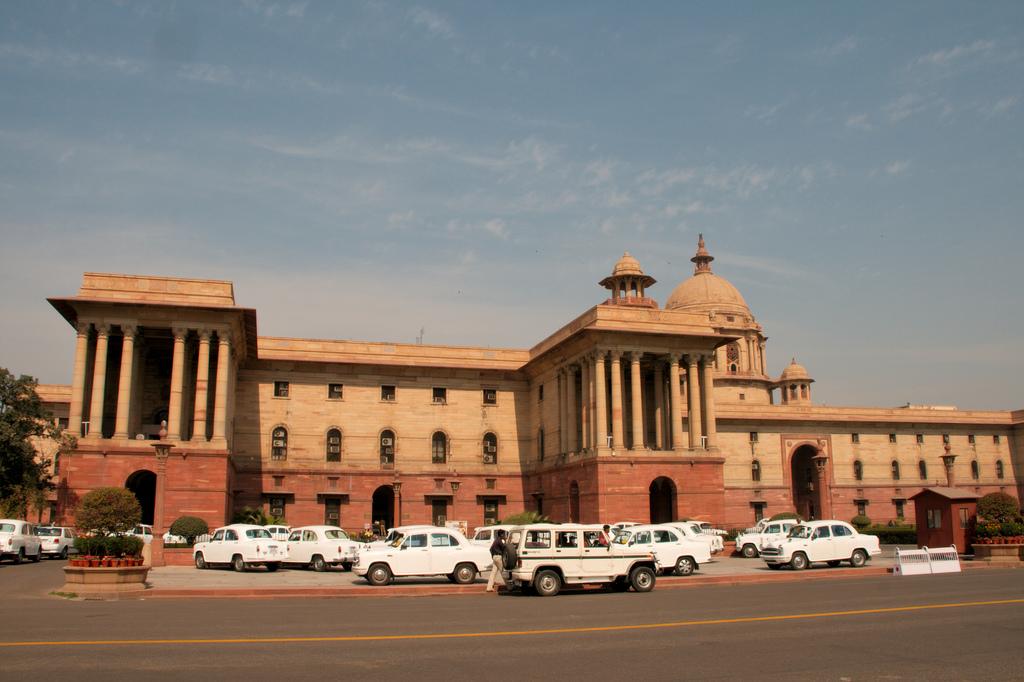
36,237,1023,533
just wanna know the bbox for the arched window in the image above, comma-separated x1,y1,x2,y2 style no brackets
996,460,1004,479
971,460,980,480
271,427,288,460
853,460,863,481
800,384,808,399
891,460,901,481
751,459,761,482
918,460,927,480
482,432,497,464
326,428,341,462
727,344,740,374
790,384,797,400
380,430,395,466
538,429,545,461
431,432,447,464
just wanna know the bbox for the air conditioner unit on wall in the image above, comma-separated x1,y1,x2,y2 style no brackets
384,447,394,455
381,437,393,446
327,512,339,520
485,444,497,453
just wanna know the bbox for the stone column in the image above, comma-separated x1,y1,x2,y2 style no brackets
580,357,591,450
86,323,110,438
594,351,608,451
941,444,957,487
609,351,624,450
166,326,188,440
629,352,645,450
812,450,831,520
192,329,212,442
653,363,665,450
701,353,717,449
150,437,172,568
113,324,137,439
566,365,578,453
212,332,232,441
686,354,703,449
68,321,91,437
669,355,684,451
557,369,567,454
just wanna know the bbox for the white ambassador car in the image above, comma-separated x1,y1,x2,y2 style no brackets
1,520,43,563
734,520,798,558
354,527,491,586
614,524,711,576
193,524,289,572
760,520,882,570
36,526,76,559
284,526,359,571
470,524,516,547
672,522,725,554
367,524,436,550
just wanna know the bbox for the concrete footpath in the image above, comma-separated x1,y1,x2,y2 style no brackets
135,545,1011,599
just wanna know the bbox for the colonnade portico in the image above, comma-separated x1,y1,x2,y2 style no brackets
552,347,719,457
66,320,234,445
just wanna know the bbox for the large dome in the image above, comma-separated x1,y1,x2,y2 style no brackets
664,235,752,317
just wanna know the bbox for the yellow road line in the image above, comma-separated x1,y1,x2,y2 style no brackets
1,598,1021,648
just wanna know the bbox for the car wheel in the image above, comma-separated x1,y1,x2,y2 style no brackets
367,563,392,586
265,562,279,572
31,547,41,562
850,549,868,568
195,552,207,569
311,555,327,572
741,544,759,558
534,569,561,597
630,565,656,592
452,562,477,585
14,548,24,565
232,555,247,572
674,557,696,576
767,563,782,570
789,552,809,570
60,547,68,560
827,560,841,568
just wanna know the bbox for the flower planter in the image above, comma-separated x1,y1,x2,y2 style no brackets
971,543,1024,563
62,565,150,597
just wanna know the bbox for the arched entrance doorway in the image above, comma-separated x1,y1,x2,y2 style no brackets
649,477,676,523
125,470,156,525
790,445,821,520
569,481,580,522
371,485,395,533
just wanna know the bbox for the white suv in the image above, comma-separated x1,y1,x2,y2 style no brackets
36,526,76,559
504,524,659,596
734,520,798,558
1,520,43,563
760,520,882,570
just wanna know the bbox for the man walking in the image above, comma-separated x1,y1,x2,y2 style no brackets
486,529,507,592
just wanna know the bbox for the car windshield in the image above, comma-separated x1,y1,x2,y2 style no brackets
324,530,348,540
0,523,16,533
388,533,405,548
245,529,272,539
788,525,812,539
36,527,61,536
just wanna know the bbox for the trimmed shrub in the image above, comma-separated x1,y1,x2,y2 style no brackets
75,487,141,537
768,511,802,522
860,525,917,545
977,492,1021,524
850,515,872,529
170,516,210,545
500,510,552,525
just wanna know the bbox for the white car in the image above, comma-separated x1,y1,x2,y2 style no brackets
285,525,359,571
470,524,516,547
734,520,798,558
193,524,289,572
614,524,711,576
132,524,154,545
263,525,291,542
760,520,882,570
694,521,728,536
36,526,76,559
354,527,490,586
1,520,43,563
163,532,188,544
504,523,659,596
367,524,437,550
672,522,725,554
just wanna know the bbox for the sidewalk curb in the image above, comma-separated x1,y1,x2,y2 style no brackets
123,561,1014,600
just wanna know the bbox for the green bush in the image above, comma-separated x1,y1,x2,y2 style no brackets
169,516,210,544
859,525,917,544
769,512,803,522
75,487,141,537
500,510,552,525
850,515,872,529
977,492,1022,524
73,534,144,557
231,506,285,526
1000,521,1024,537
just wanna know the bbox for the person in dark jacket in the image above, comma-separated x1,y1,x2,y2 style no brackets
486,530,507,592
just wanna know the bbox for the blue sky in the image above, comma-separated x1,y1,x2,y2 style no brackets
1,1,1021,410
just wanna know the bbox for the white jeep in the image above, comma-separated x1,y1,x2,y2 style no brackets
193,524,289,572
734,520,798,558
504,523,659,596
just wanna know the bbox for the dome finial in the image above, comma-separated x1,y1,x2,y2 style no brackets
691,233,714,274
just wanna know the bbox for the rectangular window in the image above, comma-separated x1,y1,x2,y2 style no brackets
851,433,860,444
431,499,448,526
273,381,289,398
483,388,497,405
739,393,746,401
538,384,544,401
324,499,340,525
749,431,759,443
752,502,766,523
432,387,447,404
328,383,343,400
485,478,496,490
57,417,69,430
958,508,969,529
483,499,499,526
894,500,905,518
381,385,396,401
968,433,975,445
273,476,284,488
942,434,950,444
269,497,285,518
889,433,897,444
916,434,924,445
327,477,338,489
926,509,941,529
856,500,867,516
994,435,1001,445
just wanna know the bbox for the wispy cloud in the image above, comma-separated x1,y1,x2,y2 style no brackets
845,113,873,131
819,36,858,58
407,7,455,39
911,39,995,68
979,95,1018,117
745,101,787,123
884,93,933,122
0,42,145,75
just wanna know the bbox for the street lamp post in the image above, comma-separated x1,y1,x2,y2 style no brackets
392,479,402,526
150,421,174,568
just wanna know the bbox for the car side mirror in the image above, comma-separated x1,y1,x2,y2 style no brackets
400,544,407,551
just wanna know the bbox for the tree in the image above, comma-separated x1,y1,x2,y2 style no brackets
169,515,210,544
75,487,141,536
977,492,1022,524
500,510,552,525
0,368,72,517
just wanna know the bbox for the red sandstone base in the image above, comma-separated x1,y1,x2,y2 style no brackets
62,566,151,597
972,544,1024,563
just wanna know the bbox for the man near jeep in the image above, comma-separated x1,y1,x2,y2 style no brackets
486,529,507,592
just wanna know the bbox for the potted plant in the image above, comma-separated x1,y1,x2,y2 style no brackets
62,487,151,595
972,493,1024,562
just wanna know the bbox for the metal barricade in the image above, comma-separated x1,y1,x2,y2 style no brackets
894,546,961,576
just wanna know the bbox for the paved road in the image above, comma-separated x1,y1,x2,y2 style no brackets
2,560,1022,680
